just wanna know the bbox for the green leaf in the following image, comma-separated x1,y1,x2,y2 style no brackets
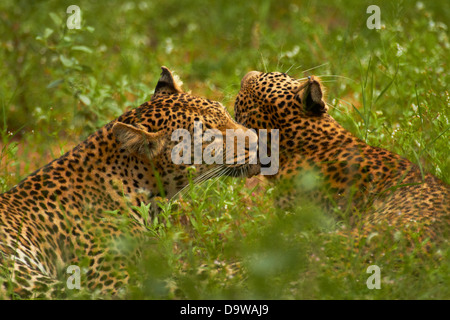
71,45,93,54
47,79,64,89
59,55,74,67
78,94,91,106
49,12,62,26
43,28,54,39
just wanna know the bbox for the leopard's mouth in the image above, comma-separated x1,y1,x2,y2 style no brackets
223,163,261,178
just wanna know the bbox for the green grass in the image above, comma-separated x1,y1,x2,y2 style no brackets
0,0,449,299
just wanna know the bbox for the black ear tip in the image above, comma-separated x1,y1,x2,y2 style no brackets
160,66,170,74
302,78,327,114
159,66,173,82
154,66,183,96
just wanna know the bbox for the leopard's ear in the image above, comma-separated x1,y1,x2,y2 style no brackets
112,122,165,158
153,66,183,96
295,76,327,115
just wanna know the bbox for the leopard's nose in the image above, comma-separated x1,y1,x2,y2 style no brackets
241,71,261,88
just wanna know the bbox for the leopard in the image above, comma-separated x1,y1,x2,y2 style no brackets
0,67,260,298
234,70,449,245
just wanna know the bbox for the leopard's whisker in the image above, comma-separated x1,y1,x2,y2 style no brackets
296,62,329,73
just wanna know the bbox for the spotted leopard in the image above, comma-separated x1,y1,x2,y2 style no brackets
0,67,260,298
235,70,449,243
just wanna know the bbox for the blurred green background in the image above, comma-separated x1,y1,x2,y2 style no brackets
0,0,449,299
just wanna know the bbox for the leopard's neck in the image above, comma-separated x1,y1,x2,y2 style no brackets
275,114,419,208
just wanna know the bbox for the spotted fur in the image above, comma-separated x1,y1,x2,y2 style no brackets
0,67,260,298
235,71,449,242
